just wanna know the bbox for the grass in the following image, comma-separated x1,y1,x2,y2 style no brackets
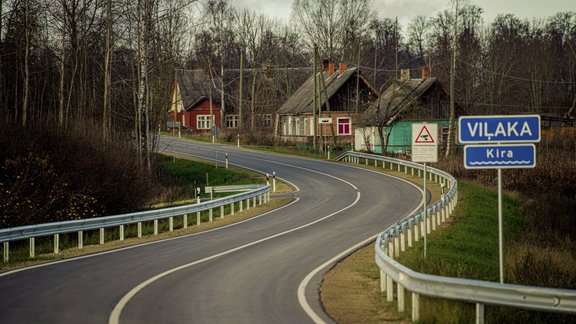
321,178,576,323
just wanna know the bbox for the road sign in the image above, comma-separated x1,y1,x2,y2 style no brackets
464,144,536,169
412,123,438,163
319,117,332,124
458,115,541,143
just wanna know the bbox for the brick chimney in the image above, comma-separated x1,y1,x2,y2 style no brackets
328,63,335,76
338,62,347,75
400,69,410,81
421,66,430,79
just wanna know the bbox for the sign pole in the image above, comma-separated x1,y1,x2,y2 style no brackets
498,167,504,284
423,162,428,258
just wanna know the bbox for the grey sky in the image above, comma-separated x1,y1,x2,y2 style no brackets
232,0,576,27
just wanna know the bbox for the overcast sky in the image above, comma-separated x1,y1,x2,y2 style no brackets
231,0,576,27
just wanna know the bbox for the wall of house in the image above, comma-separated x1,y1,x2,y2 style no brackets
356,120,452,153
186,99,222,135
278,112,357,148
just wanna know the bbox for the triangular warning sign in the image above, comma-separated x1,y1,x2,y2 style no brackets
415,125,435,143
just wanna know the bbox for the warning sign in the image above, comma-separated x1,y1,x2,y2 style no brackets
415,125,435,143
412,123,438,163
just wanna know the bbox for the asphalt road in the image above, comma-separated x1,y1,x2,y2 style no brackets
0,136,423,324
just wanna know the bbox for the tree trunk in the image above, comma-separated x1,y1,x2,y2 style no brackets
22,0,30,127
103,0,112,140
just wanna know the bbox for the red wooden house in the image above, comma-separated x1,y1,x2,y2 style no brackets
168,69,226,135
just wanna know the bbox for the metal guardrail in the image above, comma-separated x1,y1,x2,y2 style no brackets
336,151,576,323
1,185,270,262
205,184,263,194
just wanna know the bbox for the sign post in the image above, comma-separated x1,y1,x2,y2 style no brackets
412,123,438,258
459,115,540,284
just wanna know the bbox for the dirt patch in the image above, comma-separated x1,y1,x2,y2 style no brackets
321,244,411,324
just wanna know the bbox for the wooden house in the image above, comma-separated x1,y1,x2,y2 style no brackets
356,68,461,153
168,69,230,135
276,63,379,148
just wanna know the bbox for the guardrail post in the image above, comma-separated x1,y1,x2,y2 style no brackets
380,269,387,292
54,234,60,254
3,242,8,262
397,164,401,172
220,205,224,218
100,228,105,244
273,172,276,192
230,203,235,215
400,231,406,252
120,225,125,240
432,209,437,231
411,167,414,176
138,222,142,238
240,199,244,212
404,165,408,174
154,220,159,235
389,162,393,170
394,235,400,257
169,217,174,231
253,196,257,207
29,238,35,258
78,231,83,249
414,222,419,242
476,303,485,324
196,211,201,225
365,158,368,166
209,208,213,222
398,283,405,312
407,225,413,247
184,214,188,228
246,198,250,210
420,217,425,238
427,215,431,234
387,276,394,302
412,293,420,322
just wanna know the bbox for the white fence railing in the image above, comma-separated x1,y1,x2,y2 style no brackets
1,185,270,263
336,151,576,323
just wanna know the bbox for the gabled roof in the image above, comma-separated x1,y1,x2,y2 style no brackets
278,67,378,115
366,77,447,124
174,69,220,110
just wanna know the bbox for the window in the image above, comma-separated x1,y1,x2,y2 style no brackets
197,115,213,129
226,115,239,128
337,117,351,135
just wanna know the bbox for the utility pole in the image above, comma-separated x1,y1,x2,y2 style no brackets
313,44,317,149
446,0,459,157
238,51,243,129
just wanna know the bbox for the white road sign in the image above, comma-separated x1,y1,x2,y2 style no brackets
412,123,438,163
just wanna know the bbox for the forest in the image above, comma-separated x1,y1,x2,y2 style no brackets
1,0,575,227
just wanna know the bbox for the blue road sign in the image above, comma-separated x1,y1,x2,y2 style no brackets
458,115,540,143
464,144,536,169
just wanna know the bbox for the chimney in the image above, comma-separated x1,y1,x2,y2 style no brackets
322,59,329,72
421,66,430,79
338,62,347,75
328,63,335,76
400,69,410,81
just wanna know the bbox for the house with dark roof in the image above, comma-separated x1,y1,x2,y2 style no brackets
168,69,233,135
168,66,310,135
276,63,379,148
356,67,460,153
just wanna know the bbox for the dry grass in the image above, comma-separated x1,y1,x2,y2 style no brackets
321,244,411,324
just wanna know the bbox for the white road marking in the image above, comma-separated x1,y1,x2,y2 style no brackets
108,192,361,324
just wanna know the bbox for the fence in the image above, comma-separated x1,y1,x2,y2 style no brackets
1,185,270,263
335,151,576,323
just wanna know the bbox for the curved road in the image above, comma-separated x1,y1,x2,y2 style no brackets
0,137,423,324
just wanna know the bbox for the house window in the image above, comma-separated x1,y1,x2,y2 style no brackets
440,126,449,143
226,115,239,128
258,114,272,127
197,115,213,129
337,117,351,135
